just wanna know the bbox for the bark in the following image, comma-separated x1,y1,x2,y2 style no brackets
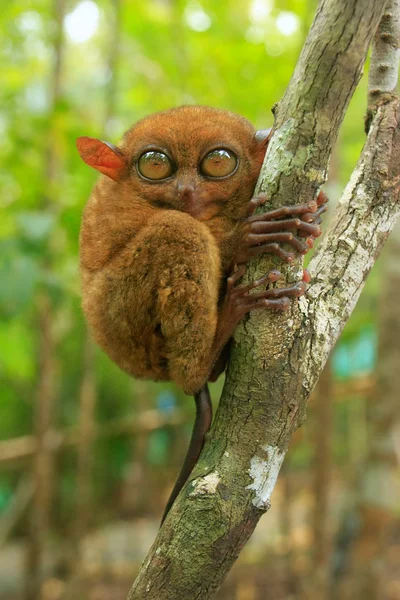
128,1,400,598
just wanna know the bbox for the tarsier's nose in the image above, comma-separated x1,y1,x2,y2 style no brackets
177,182,195,203
177,182,202,214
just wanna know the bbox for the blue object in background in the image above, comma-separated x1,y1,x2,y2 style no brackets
332,327,376,379
147,391,179,465
156,390,177,414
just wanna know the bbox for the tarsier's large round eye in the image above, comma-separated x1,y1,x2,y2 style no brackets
138,151,174,180
200,149,237,178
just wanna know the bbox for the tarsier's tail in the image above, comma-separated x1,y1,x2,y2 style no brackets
160,383,213,525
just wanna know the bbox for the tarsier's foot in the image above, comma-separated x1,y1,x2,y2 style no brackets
226,265,309,315
235,190,328,264
214,266,309,355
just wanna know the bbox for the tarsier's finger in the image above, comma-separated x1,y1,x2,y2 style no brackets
254,297,291,311
238,269,282,294
254,201,318,222
301,204,327,224
247,232,310,254
246,193,267,217
249,218,321,237
316,190,329,206
246,242,296,262
227,264,246,290
303,269,311,283
245,280,306,302
299,205,327,236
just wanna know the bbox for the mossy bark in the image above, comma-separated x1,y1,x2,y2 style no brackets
128,1,400,599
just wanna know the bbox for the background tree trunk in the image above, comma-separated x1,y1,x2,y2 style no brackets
333,225,400,600
310,361,334,600
26,2,66,597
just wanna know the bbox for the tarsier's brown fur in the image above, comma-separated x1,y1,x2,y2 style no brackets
80,107,267,393
77,106,326,520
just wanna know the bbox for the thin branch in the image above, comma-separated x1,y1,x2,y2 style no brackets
369,0,400,99
0,477,33,549
0,409,186,466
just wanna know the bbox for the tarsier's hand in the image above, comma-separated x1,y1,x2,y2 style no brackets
234,190,328,265
224,190,329,319
225,264,310,315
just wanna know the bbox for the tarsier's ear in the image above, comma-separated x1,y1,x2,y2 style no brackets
253,128,273,168
254,128,272,146
76,136,127,181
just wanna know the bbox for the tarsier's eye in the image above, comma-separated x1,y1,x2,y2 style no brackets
138,151,174,180
200,149,237,178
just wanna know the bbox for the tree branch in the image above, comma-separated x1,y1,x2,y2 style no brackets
128,1,399,598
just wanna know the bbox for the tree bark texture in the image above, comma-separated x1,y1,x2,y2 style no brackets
128,1,400,598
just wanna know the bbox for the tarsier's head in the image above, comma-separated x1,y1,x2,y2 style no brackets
76,106,270,221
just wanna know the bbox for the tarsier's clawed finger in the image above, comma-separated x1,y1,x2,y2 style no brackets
299,192,328,236
241,279,307,312
245,193,268,217
316,190,329,207
237,269,281,294
248,218,321,237
226,264,247,291
227,267,281,295
229,266,309,313
247,190,328,224
238,191,329,265
243,280,306,304
246,232,311,255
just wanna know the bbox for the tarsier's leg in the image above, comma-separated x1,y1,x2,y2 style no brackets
140,212,220,524
150,212,221,395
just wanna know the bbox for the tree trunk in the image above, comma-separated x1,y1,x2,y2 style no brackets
128,1,400,598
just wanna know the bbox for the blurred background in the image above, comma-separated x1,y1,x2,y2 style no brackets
1,0,400,599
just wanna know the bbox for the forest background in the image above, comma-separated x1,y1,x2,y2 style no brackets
1,1,399,599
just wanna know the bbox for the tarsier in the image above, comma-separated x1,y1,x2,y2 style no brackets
77,106,327,523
